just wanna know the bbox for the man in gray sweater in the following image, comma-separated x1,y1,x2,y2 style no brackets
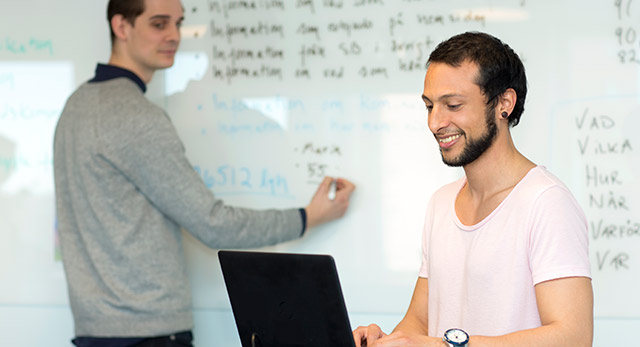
53,0,356,346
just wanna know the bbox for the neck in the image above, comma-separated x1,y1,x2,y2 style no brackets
108,52,154,84
462,129,535,199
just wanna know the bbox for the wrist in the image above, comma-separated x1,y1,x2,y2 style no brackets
443,328,469,347
304,206,318,229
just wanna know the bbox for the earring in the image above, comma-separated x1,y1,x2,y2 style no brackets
501,111,509,118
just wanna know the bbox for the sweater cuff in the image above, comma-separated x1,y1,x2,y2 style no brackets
298,208,307,236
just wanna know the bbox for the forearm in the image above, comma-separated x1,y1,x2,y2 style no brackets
469,322,592,347
190,204,303,248
385,322,591,347
392,316,429,336
392,277,430,335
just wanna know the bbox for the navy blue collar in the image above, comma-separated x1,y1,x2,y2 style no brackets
89,63,147,93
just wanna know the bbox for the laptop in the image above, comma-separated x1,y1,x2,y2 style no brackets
218,250,356,347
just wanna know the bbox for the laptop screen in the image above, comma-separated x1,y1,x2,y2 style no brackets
218,250,356,347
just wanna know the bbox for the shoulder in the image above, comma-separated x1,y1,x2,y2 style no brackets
65,78,166,124
84,79,180,152
426,176,465,213
433,176,466,199
515,166,578,205
100,78,165,121
94,79,173,135
522,167,587,229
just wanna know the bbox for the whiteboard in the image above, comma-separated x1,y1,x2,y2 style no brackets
163,0,640,318
1,0,640,344
0,0,110,307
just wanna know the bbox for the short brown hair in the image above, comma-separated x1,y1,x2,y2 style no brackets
107,0,146,44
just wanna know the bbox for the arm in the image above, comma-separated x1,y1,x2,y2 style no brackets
105,107,354,248
392,277,430,335
353,277,438,347
367,277,593,347
469,276,593,347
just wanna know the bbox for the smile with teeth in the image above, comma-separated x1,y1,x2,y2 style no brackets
439,134,462,144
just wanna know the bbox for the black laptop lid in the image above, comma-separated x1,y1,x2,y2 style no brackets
218,250,356,347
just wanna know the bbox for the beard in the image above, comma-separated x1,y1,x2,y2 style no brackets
440,106,498,167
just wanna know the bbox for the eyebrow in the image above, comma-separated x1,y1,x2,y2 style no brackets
421,93,465,103
149,14,185,22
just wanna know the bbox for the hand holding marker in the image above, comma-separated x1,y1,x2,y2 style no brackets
328,179,337,200
304,177,355,229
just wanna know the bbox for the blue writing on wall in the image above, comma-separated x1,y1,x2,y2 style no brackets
0,37,53,56
193,164,294,199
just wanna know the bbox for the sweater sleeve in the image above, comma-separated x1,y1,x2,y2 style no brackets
99,101,304,249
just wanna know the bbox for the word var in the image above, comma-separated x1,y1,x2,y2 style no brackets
596,250,629,271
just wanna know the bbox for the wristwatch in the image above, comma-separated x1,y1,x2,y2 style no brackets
443,328,469,347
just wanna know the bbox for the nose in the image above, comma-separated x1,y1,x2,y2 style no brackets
427,105,447,134
167,24,181,43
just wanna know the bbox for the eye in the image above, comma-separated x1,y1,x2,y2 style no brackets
152,20,169,29
425,104,433,113
447,104,461,110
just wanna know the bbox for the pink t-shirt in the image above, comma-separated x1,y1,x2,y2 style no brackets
418,166,590,338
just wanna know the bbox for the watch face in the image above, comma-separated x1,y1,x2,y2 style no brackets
444,328,469,344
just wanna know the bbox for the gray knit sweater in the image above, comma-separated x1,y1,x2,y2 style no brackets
53,70,303,337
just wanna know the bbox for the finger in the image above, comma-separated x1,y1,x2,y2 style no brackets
354,334,362,347
352,327,366,347
365,324,384,346
336,177,355,193
315,176,333,195
333,180,352,199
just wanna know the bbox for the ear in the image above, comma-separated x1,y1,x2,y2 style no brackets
110,14,132,42
498,88,517,120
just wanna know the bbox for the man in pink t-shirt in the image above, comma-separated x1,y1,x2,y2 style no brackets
353,32,593,347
